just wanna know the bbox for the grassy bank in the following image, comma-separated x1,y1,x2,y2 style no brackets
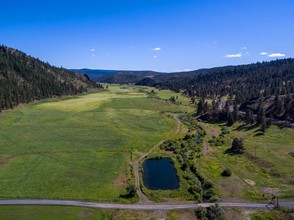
196,122,294,202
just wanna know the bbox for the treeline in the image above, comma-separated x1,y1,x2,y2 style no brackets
196,92,294,129
138,59,294,101
137,59,294,123
0,45,101,111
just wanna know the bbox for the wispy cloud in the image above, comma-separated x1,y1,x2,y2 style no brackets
242,47,247,50
225,53,242,58
153,55,158,59
152,47,161,51
260,52,268,55
268,53,286,57
91,48,95,57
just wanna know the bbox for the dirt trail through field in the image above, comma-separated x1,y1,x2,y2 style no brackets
133,115,181,204
202,141,213,155
198,122,220,137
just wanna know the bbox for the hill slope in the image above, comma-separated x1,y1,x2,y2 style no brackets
0,45,100,111
136,59,294,99
136,59,294,123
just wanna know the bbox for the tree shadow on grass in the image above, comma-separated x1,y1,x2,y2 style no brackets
234,123,257,131
254,132,265,137
224,148,245,155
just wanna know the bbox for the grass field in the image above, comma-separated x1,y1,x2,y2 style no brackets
196,122,294,201
0,85,191,201
0,205,110,220
152,89,192,106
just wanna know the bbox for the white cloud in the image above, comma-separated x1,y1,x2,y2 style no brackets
90,48,95,58
260,52,268,55
225,53,242,58
152,47,161,51
268,53,286,57
242,47,247,50
153,55,158,59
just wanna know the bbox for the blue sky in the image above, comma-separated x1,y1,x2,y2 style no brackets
1,0,293,72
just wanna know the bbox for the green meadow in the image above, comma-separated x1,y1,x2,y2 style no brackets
0,205,110,220
0,85,190,201
196,123,294,201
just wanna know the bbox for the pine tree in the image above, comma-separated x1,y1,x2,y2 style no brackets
204,101,209,114
197,99,204,115
256,98,265,125
212,99,219,120
260,116,267,133
227,112,235,126
233,102,238,121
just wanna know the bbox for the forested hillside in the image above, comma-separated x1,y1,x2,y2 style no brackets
137,59,294,101
0,45,101,111
136,59,294,123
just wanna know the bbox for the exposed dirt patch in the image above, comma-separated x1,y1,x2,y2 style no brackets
198,122,220,137
168,209,196,220
218,176,243,198
262,187,280,195
0,156,17,170
286,176,294,185
245,153,274,169
255,159,274,169
244,179,256,186
111,210,151,220
177,209,196,220
223,208,252,220
150,210,167,220
202,141,213,155
113,173,128,187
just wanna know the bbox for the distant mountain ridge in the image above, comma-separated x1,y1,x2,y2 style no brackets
71,69,166,84
0,45,100,111
70,69,117,80
72,68,210,84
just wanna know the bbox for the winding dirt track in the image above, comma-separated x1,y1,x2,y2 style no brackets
133,115,181,203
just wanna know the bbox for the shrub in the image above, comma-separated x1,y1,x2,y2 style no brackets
195,207,208,220
208,195,219,203
206,204,224,220
120,184,137,199
203,188,216,200
202,181,213,190
209,136,225,146
195,205,224,220
227,137,245,154
221,168,232,177
221,127,230,135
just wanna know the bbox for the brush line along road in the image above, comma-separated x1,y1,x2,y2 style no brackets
0,200,293,210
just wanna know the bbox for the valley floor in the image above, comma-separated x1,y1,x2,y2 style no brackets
0,85,293,219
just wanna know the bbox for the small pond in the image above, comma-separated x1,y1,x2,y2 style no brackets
142,157,180,190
